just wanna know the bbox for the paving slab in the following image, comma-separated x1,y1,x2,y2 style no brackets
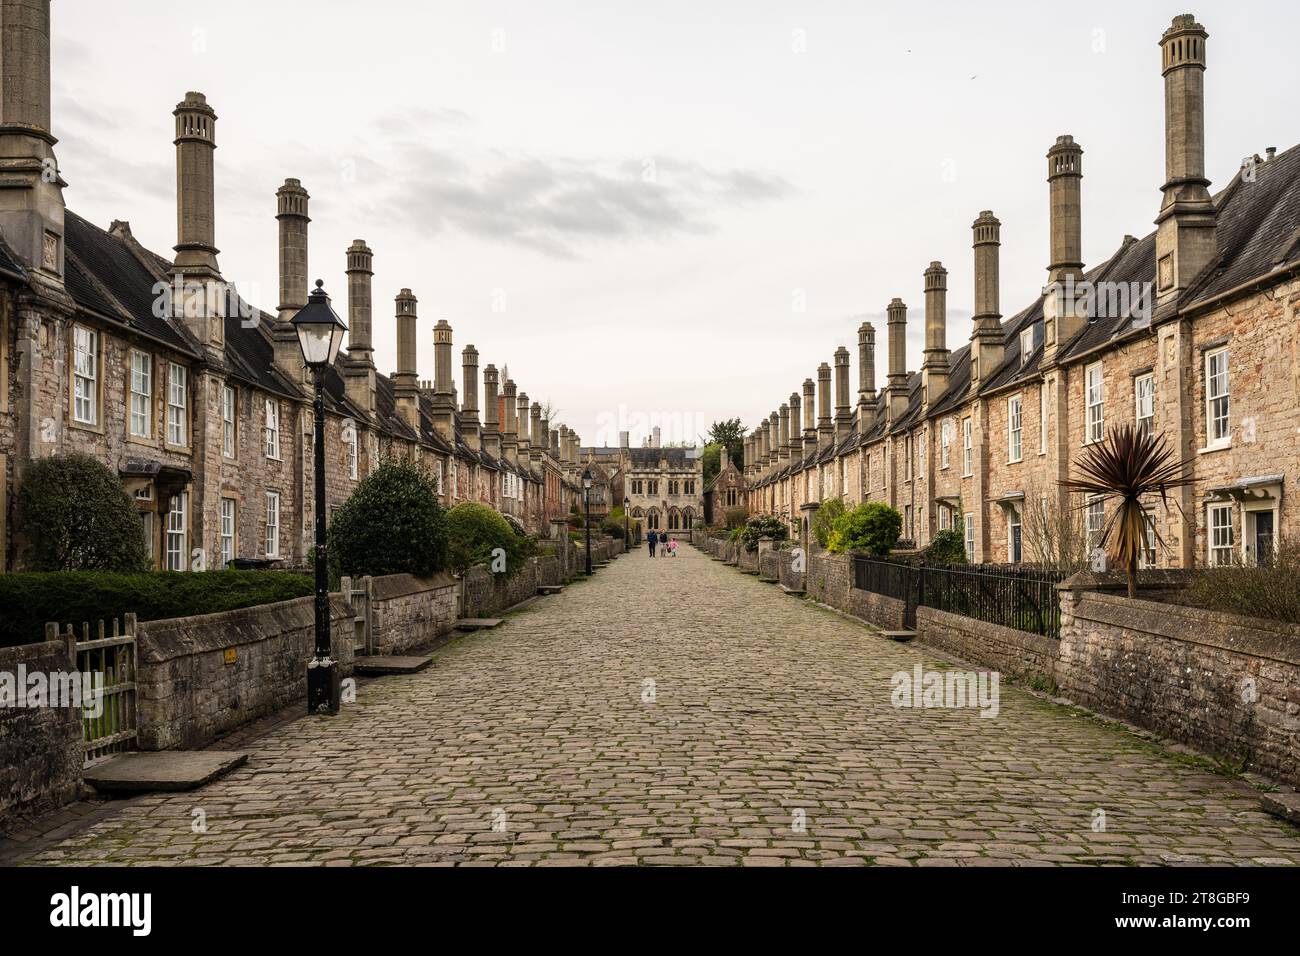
354,655,433,675
83,751,248,794
456,618,503,631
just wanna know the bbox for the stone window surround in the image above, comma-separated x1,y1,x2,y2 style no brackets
219,496,237,568
1084,360,1104,445
69,322,102,431
265,490,281,559
1007,394,1023,463
164,361,191,451
221,382,238,459
1201,345,1231,452
127,347,153,440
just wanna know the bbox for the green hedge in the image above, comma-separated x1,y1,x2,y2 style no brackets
0,570,313,648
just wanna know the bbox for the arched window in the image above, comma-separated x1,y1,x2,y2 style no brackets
682,508,694,528
647,509,661,530
667,508,681,530
631,507,644,519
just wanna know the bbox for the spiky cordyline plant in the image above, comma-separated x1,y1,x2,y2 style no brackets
1060,424,1195,599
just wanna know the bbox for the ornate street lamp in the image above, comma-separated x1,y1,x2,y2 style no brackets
582,465,593,575
623,495,630,547
292,280,347,716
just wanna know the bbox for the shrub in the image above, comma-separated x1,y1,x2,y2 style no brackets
19,454,149,572
739,515,789,553
925,528,967,564
827,502,902,556
0,570,313,648
811,497,846,549
327,458,447,579
446,502,535,577
600,507,628,539
1183,538,1300,625
724,507,748,530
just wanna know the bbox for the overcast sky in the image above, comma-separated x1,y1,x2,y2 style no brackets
53,0,1299,446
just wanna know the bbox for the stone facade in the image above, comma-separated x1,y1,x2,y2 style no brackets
742,15,1300,573
0,3,585,573
623,444,703,536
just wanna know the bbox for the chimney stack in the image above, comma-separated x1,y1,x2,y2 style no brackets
461,345,480,451
788,392,803,458
429,319,454,440
530,403,543,464
170,93,224,354
834,346,852,441
769,412,780,468
516,391,531,459
652,425,662,448
1044,135,1086,354
817,363,833,445
886,298,909,421
1155,14,1215,317
970,212,1003,392
482,364,500,457
619,431,630,449
275,179,308,321
343,239,376,413
393,289,419,426
921,261,950,405
802,378,817,456
857,322,877,434
0,0,67,286
502,378,518,464
778,404,790,463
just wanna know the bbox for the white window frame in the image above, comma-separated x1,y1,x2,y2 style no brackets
129,349,152,438
222,384,237,458
220,498,236,569
165,491,188,571
1020,327,1034,368
963,513,975,561
1086,495,1105,553
1008,508,1023,563
265,399,281,460
917,431,926,480
1139,507,1157,569
348,433,358,481
938,506,951,531
962,418,973,476
72,325,99,425
435,461,446,496
1039,383,1048,454
1208,503,1234,567
1008,395,1023,463
1205,347,1230,447
1085,362,1104,444
940,419,952,469
1135,373,1155,436
265,491,281,559
166,363,188,447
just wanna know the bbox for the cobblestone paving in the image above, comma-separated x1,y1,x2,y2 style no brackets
25,545,1300,867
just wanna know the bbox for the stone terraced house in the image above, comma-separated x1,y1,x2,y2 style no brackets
746,14,1300,570
0,0,586,573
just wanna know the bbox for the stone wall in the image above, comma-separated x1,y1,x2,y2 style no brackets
916,606,1057,684
806,549,850,610
777,549,803,591
1057,586,1300,786
366,573,457,656
0,637,84,828
135,593,355,751
848,588,907,630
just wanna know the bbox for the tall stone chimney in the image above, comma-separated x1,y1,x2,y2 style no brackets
816,363,833,445
461,345,480,451
516,391,531,459
886,298,909,421
530,403,543,464
482,364,500,457
788,392,803,458
1155,14,1215,317
768,412,780,468
802,378,817,456
1044,135,1086,356
652,425,662,448
0,0,66,289
343,239,375,413
834,346,852,441
921,261,950,406
778,404,790,463
393,289,419,427
969,212,1003,392
501,379,518,464
427,319,454,441
169,92,225,354
858,322,877,434
275,179,308,320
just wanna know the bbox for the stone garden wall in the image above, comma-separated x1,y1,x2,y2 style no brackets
366,573,457,656
0,637,84,828
915,607,1057,685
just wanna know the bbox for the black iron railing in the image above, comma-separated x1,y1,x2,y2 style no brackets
851,556,1065,638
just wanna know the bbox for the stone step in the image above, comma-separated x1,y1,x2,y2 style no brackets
537,585,564,595
879,630,917,642
354,655,432,675
456,618,503,631
84,751,248,794
779,585,805,596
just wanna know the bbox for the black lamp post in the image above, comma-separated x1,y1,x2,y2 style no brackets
292,280,348,716
582,466,593,575
623,495,630,546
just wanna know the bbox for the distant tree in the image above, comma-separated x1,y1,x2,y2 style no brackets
704,418,745,469
701,443,722,485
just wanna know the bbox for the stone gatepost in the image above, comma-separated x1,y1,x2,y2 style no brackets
799,501,820,592
549,518,570,577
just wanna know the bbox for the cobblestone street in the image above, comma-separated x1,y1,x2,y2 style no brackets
22,545,1300,867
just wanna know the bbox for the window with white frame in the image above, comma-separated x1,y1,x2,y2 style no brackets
264,399,281,459
938,506,951,531
1020,327,1034,368
904,435,912,481
72,325,98,425
220,498,236,568
165,492,188,571
1139,507,1157,568
435,461,445,496
904,504,913,539
166,363,188,446
1086,496,1105,553
1205,347,1230,446
1039,384,1048,454
962,418,973,476
1208,503,1234,566
348,433,358,480
1009,508,1023,563
129,350,152,438
1008,396,1023,462
963,513,975,561
1135,373,1154,436
265,492,280,558
370,436,379,473
1085,362,1104,443
918,431,926,479
222,384,237,458
941,419,952,469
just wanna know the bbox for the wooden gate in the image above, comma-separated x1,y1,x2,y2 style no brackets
49,614,139,765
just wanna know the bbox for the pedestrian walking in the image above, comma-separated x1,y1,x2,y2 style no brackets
668,536,678,557
648,529,658,557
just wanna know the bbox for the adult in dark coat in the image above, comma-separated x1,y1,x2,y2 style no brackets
648,529,658,557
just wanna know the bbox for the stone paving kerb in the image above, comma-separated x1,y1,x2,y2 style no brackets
19,545,1300,867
